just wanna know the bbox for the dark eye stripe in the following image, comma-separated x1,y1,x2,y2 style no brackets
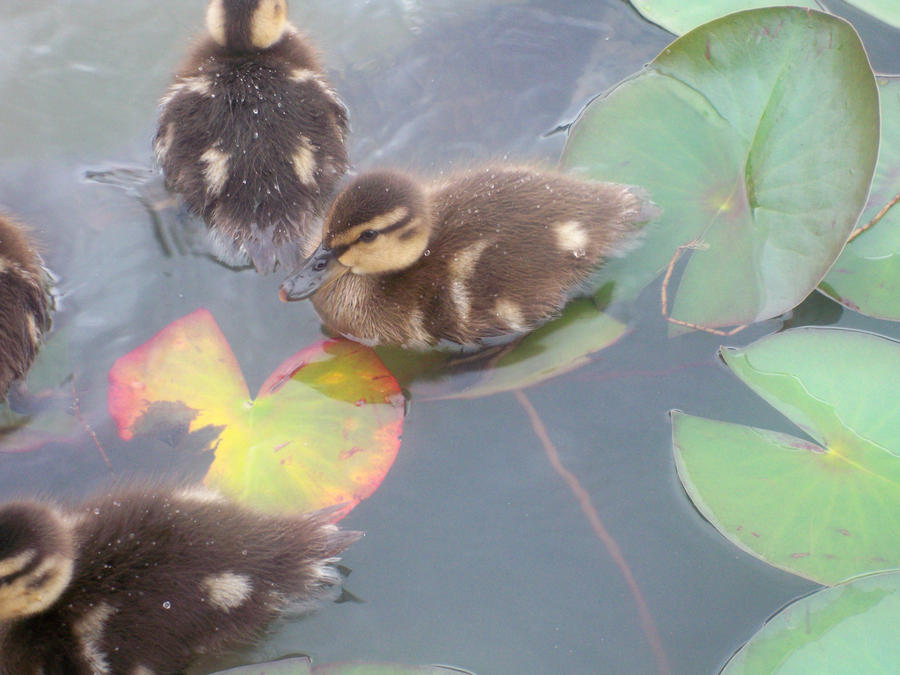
376,213,413,235
330,243,349,258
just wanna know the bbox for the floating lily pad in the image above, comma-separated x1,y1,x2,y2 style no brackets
108,309,404,516
441,294,628,399
561,8,878,333
211,656,470,675
630,0,900,34
723,571,900,673
821,78,900,319
672,327,900,584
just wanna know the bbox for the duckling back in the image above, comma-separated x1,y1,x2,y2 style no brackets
305,167,655,347
0,212,53,397
155,0,349,272
0,487,359,674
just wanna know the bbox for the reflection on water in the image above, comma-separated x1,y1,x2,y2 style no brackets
0,1,897,674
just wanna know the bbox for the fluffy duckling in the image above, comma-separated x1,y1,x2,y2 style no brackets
279,167,657,347
0,486,360,674
0,212,52,398
155,0,349,272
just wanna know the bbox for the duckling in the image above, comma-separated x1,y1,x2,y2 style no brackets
0,211,52,398
154,0,349,272
279,166,657,347
0,486,360,674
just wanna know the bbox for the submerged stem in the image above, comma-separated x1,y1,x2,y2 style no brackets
514,389,671,675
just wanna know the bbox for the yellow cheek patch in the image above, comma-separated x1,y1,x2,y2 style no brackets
205,0,227,46
0,553,74,620
0,549,37,579
250,0,288,48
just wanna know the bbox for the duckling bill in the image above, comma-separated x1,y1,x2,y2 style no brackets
280,167,658,347
0,486,359,674
155,0,349,272
0,211,53,398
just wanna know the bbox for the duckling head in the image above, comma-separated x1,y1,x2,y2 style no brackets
0,502,75,621
280,170,430,300
206,0,289,52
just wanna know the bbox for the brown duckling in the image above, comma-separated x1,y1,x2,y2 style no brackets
155,0,349,272
279,166,657,347
0,212,52,397
0,485,360,674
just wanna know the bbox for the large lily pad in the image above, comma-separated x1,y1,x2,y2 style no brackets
108,309,404,516
672,327,900,584
630,0,900,34
723,571,900,673
561,8,878,332
821,78,900,319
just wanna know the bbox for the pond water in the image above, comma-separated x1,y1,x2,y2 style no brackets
0,1,898,673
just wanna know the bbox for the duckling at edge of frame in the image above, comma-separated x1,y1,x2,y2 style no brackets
154,0,349,273
0,485,361,675
279,166,659,347
0,211,53,398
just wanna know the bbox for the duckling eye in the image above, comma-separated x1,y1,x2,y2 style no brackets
359,229,379,243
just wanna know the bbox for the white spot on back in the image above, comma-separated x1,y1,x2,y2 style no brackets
132,666,155,675
26,313,41,346
555,220,588,254
292,138,317,185
448,240,490,323
290,68,317,83
494,299,527,332
172,486,224,504
203,572,253,611
200,147,230,197
74,602,115,674
159,76,212,108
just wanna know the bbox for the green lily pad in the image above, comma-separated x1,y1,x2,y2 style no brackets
672,327,900,584
440,294,628,399
561,8,878,333
211,657,469,675
723,571,900,673
821,78,900,319
108,309,405,516
630,0,900,34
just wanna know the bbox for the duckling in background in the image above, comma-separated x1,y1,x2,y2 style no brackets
0,486,360,674
0,212,52,398
279,167,658,347
155,0,349,272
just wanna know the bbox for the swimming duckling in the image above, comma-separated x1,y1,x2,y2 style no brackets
155,0,349,272
279,167,657,347
0,486,360,674
0,212,52,397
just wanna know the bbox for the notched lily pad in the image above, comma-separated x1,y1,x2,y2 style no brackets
672,327,900,584
562,8,878,333
108,309,405,516
821,78,900,320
